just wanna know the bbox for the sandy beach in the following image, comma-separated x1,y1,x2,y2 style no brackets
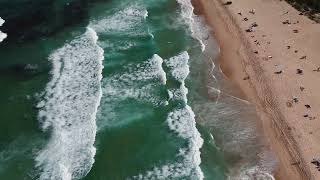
195,0,320,179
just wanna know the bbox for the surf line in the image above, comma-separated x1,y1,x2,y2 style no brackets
36,27,104,180
132,52,204,180
176,0,210,52
165,51,204,179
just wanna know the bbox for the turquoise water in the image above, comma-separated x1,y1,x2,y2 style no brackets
0,0,276,179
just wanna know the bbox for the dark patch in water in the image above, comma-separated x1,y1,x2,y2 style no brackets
0,0,92,42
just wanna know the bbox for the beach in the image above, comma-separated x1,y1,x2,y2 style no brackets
195,0,320,179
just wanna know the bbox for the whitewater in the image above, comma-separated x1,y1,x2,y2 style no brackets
0,17,7,42
35,28,104,180
132,52,204,180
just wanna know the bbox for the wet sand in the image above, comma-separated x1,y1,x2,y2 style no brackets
195,0,320,179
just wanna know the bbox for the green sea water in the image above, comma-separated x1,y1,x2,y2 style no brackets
0,0,276,179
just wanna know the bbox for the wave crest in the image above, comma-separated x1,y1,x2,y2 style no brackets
36,27,104,180
132,52,204,180
0,17,7,42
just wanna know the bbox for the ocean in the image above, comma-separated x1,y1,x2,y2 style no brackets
0,0,276,179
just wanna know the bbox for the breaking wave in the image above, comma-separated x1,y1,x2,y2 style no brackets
176,0,210,52
166,51,190,103
35,27,104,180
0,17,7,42
165,51,190,83
97,54,168,129
132,51,204,180
102,54,166,104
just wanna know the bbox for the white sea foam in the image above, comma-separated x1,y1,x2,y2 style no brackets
165,51,190,103
151,54,167,85
167,83,188,103
231,150,276,180
0,31,6,42
90,4,148,36
103,83,165,106
97,54,167,129
165,51,190,83
234,167,275,180
102,54,166,104
106,54,166,85
176,0,210,51
132,106,204,180
100,40,138,51
36,27,104,180
0,17,4,26
0,17,7,42
132,52,204,180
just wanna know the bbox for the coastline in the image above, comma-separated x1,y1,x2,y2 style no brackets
195,0,320,179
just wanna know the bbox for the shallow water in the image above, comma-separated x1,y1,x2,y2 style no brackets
0,0,275,179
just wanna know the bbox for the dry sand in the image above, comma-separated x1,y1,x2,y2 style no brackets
195,0,320,179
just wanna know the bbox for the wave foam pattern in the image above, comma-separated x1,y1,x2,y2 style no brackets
102,54,166,103
89,3,152,63
0,17,7,42
235,166,275,180
90,4,148,36
36,27,104,180
165,51,190,83
176,0,210,51
165,52,190,103
167,83,188,104
132,52,204,180
97,54,168,129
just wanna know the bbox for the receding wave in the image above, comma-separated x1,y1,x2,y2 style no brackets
132,52,204,180
35,27,104,180
0,17,7,42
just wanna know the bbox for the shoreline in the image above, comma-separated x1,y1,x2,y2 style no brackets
195,0,320,179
